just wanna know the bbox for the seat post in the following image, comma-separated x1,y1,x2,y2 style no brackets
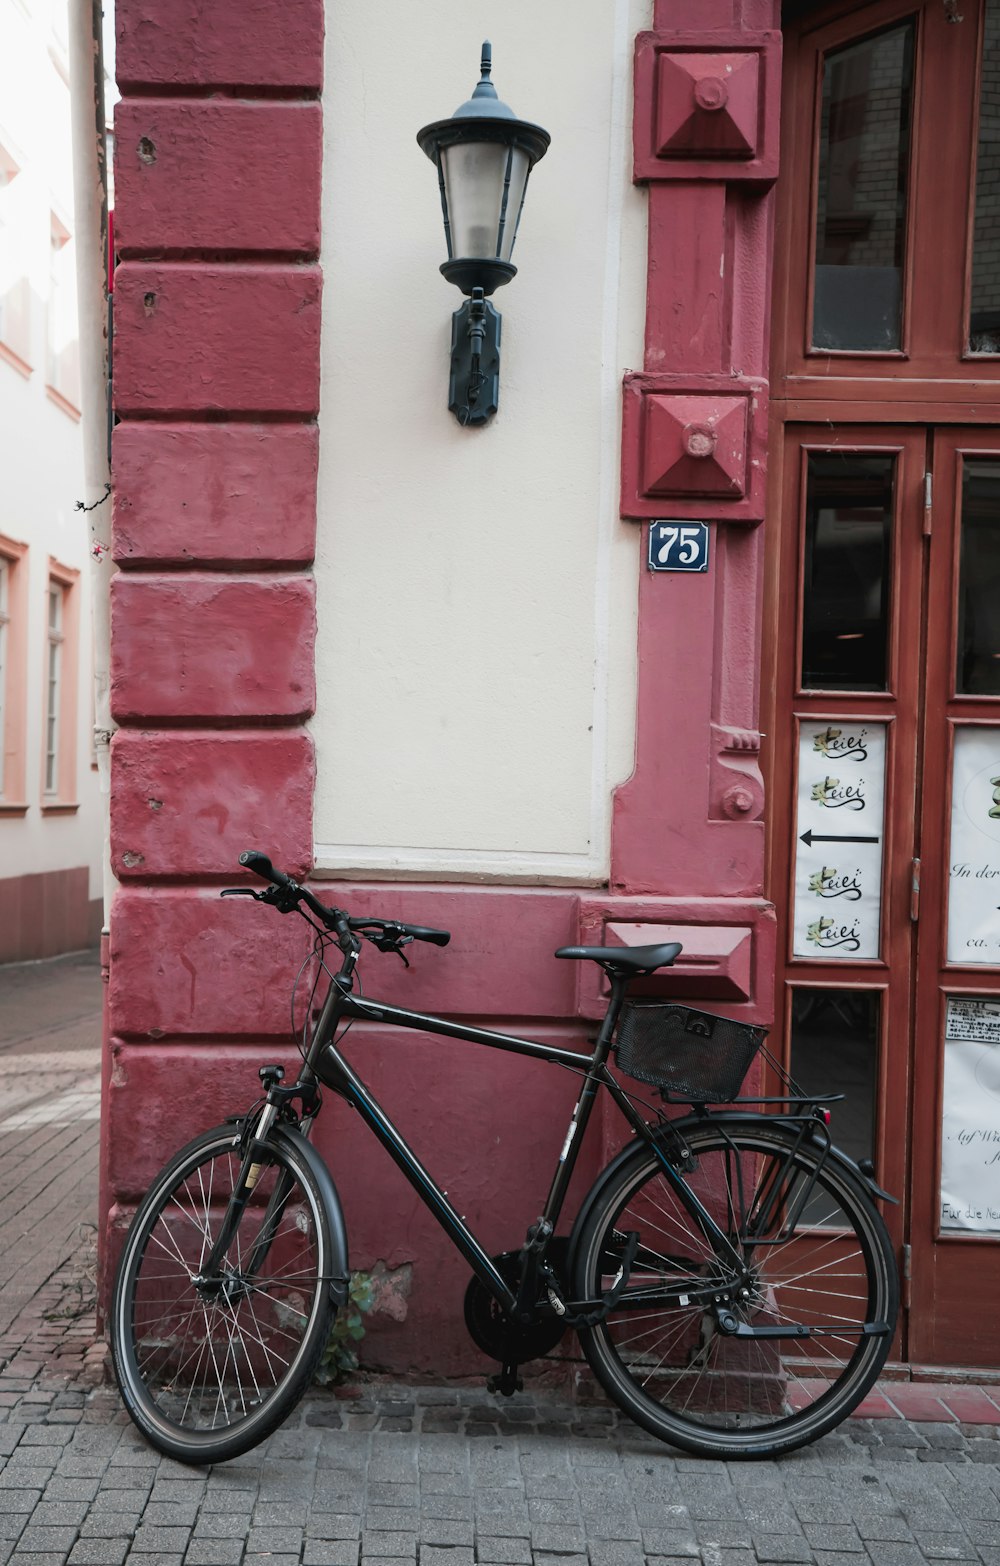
592,967,631,1065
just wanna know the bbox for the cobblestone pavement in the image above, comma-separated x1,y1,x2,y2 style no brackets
6,953,1000,1566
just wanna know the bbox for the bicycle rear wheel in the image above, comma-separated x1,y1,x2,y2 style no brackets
111,1124,337,1464
573,1120,897,1458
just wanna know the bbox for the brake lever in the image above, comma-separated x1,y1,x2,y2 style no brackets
365,930,413,967
220,888,263,900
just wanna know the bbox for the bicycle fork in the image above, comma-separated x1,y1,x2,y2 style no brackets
195,1067,312,1295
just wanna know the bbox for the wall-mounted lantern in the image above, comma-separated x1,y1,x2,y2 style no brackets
417,42,550,426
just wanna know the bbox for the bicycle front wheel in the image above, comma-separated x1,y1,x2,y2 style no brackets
111,1124,338,1464
573,1120,897,1459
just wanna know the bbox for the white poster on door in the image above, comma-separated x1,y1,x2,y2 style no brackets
948,728,1000,965
941,997,1000,1233
792,722,886,961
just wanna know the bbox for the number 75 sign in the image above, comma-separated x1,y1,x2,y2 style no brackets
648,521,710,573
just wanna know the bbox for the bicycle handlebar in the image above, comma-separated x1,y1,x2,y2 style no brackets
238,850,291,888
235,850,451,950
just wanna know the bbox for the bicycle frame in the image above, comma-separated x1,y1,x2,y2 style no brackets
277,965,750,1318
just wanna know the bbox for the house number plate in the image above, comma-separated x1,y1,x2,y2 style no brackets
648,521,710,573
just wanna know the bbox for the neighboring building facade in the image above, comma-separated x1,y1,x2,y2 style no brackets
0,0,103,964
105,0,1000,1373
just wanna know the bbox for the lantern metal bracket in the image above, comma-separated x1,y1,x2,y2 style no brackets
449,287,501,426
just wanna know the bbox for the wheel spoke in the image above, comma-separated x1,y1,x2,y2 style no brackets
580,1125,895,1456
113,1130,333,1458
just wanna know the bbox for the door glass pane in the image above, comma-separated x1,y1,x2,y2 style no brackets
812,21,915,351
969,0,1000,354
942,997,1000,1232
801,451,894,691
793,721,887,962
957,461,1000,695
947,726,1000,965
790,989,879,1170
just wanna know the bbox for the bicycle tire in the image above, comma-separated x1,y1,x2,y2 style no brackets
111,1123,338,1464
572,1119,897,1459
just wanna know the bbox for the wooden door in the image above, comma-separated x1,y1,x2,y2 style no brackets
767,424,926,1359
909,429,1000,1365
768,0,1000,1366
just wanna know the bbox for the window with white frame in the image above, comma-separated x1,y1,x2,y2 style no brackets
47,214,80,409
0,538,27,806
44,583,63,794
0,146,31,367
0,559,9,797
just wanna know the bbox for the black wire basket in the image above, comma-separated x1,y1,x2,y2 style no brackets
614,1001,767,1103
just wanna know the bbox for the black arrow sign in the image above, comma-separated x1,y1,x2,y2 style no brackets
800,830,880,846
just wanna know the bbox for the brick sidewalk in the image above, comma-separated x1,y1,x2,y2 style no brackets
0,952,104,1398
5,952,1000,1565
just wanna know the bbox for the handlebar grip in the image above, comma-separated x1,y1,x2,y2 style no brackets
405,924,451,947
238,850,294,890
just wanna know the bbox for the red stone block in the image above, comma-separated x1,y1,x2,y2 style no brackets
113,263,321,416
106,1042,312,1197
116,0,324,92
113,423,318,567
114,101,322,257
110,574,315,721
111,729,314,879
850,1391,897,1419
307,883,580,1019
104,1025,607,1374
939,1385,1000,1423
883,1385,953,1421
109,887,313,1038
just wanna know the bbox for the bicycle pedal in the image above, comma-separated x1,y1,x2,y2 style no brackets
486,1366,523,1397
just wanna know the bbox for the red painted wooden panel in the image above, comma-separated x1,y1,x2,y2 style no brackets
114,101,322,257
111,729,315,879
113,423,318,567
110,574,315,721
116,0,324,92
113,263,321,416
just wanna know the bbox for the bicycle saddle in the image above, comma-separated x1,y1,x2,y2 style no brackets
554,942,682,974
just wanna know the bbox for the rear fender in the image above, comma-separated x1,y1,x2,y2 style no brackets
567,1111,898,1276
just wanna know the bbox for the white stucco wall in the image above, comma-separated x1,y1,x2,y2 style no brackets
314,0,650,883
0,0,102,905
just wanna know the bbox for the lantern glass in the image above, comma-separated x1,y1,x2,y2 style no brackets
441,141,531,262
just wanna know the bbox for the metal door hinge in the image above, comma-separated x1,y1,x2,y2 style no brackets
923,470,933,536
910,857,921,922
901,1242,912,1310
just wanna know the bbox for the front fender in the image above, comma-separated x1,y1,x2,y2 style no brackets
271,1124,350,1308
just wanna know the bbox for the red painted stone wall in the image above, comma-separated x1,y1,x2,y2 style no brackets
104,0,327,1322
104,0,779,1373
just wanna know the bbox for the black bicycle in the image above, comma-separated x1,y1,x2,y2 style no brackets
110,850,898,1466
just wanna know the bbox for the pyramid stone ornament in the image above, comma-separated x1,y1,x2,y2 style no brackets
641,395,748,499
655,52,760,159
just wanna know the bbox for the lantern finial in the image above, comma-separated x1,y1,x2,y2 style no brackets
468,41,498,108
